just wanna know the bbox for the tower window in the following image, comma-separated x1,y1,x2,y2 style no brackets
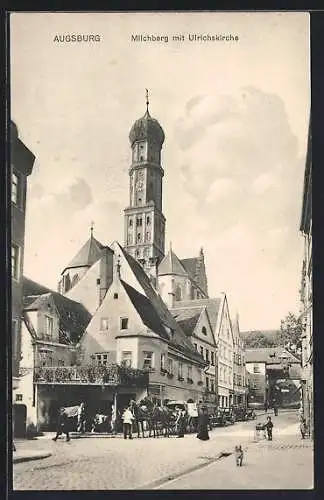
140,156,144,161
138,198,142,205
120,317,129,330
137,233,141,242
136,217,142,227
146,216,150,224
129,219,133,227
145,232,150,242
136,250,140,257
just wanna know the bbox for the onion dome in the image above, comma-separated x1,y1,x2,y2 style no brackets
129,90,165,146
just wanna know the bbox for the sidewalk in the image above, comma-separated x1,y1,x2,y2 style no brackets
157,434,314,489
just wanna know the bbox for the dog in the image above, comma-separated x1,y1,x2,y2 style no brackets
234,445,244,466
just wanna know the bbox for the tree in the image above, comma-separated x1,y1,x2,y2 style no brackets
243,331,278,348
277,312,303,355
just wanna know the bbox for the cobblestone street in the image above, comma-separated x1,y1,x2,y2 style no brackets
12,410,312,490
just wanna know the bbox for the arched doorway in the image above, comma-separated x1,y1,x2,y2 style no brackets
13,404,27,438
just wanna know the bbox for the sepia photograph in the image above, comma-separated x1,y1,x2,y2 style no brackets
10,11,312,490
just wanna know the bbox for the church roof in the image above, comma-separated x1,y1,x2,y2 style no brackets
118,244,205,364
175,298,222,333
62,235,104,274
24,292,92,344
171,308,203,337
181,258,198,280
120,280,169,340
158,249,188,276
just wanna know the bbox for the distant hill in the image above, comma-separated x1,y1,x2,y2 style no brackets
241,329,279,348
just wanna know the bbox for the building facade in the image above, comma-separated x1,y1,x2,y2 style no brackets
300,122,313,438
232,314,247,406
11,121,35,382
246,348,302,409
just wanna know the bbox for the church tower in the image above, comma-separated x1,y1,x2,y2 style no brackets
124,91,166,286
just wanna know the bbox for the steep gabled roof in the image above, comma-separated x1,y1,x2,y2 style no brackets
120,280,169,340
181,257,198,280
175,298,222,333
24,292,92,344
158,249,188,276
245,347,301,365
118,244,204,364
62,235,104,273
171,307,203,337
23,276,54,297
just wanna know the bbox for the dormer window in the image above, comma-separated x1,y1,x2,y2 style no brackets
202,326,207,336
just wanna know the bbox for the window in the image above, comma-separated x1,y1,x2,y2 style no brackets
137,233,141,242
16,394,23,402
160,353,166,370
206,376,209,390
187,365,192,380
253,364,261,374
238,354,241,365
143,351,154,370
136,217,143,226
200,346,204,357
129,219,133,227
234,373,237,385
11,244,20,280
101,318,109,330
211,351,215,366
145,232,150,241
194,343,197,351
168,358,173,374
58,359,65,366
12,171,21,205
44,316,53,337
211,379,215,393
113,293,118,299
178,362,183,379
121,351,132,368
136,250,140,257
120,317,129,330
206,349,209,363
146,216,150,224
202,326,207,336
96,352,109,366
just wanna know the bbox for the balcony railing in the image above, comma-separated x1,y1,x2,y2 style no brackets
34,364,149,387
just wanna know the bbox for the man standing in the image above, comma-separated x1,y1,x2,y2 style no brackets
52,407,70,442
122,406,134,439
265,416,274,441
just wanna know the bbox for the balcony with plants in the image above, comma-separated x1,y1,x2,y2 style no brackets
34,363,149,387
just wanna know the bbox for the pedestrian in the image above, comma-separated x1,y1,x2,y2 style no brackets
273,402,279,416
197,406,210,441
300,417,307,439
265,416,274,441
176,407,187,438
52,407,70,442
122,406,134,439
264,401,268,413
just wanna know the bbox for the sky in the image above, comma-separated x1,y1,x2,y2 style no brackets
10,12,310,331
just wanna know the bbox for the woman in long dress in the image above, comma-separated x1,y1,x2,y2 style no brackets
197,406,210,441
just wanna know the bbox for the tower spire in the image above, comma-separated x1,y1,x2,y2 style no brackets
90,221,94,238
145,88,149,114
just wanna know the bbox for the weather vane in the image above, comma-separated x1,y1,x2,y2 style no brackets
145,88,149,113
90,221,94,237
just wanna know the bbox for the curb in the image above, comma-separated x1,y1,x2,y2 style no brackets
13,452,52,464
